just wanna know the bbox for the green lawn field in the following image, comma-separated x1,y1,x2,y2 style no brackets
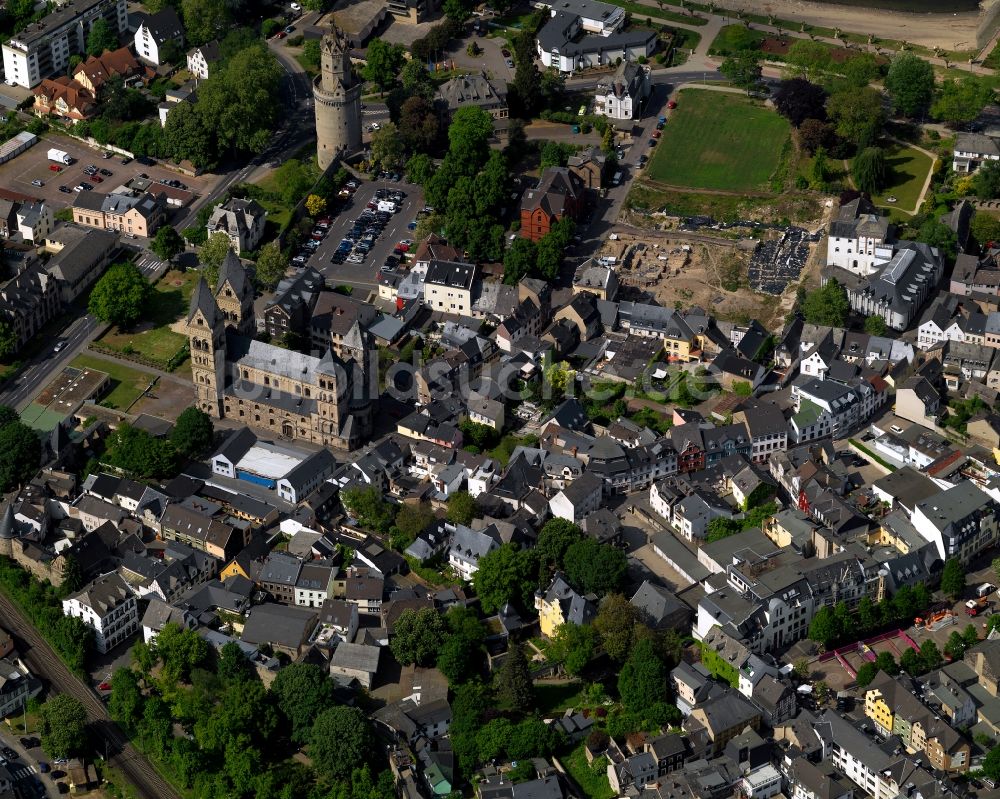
96,269,196,369
69,354,155,411
646,89,791,192
868,144,934,215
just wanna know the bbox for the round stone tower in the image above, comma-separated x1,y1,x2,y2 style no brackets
313,26,363,171
0,503,14,559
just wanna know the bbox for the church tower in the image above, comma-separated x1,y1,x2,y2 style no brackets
186,278,226,418
313,26,362,171
214,249,255,337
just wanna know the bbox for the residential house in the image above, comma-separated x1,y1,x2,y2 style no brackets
0,199,52,243
519,167,585,242
32,76,95,121
240,602,318,657
548,471,602,523
594,60,650,123
0,264,60,350
447,525,499,581
535,9,656,73
684,689,762,756
953,132,1000,173
73,46,141,95
205,197,266,255
434,72,508,134
61,572,138,654
329,641,380,689
186,40,220,79
265,267,324,339
535,572,597,638
133,7,184,66
826,197,892,276
567,146,607,191
72,191,165,237
0,657,36,718
276,448,336,504
423,260,477,316
43,224,118,303
911,479,1000,564
258,551,302,604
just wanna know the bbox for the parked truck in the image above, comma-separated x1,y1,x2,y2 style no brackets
47,148,73,165
966,597,988,616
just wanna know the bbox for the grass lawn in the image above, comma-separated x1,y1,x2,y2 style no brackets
707,24,766,56
70,353,156,411
562,744,614,799
867,144,934,214
647,89,790,191
95,270,196,369
606,0,707,25
534,682,586,714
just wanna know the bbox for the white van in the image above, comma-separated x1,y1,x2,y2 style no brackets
377,200,397,213
978,583,996,598
612,170,623,186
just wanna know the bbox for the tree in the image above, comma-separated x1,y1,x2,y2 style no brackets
593,593,641,663
447,491,476,525
852,146,886,194
864,315,886,335
271,663,336,744
341,485,395,533
496,643,534,711
827,87,884,149
875,651,898,675
363,39,405,95
400,59,435,99
371,122,406,172
40,695,88,759
945,629,968,660
885,53,935,117
156,622,210,683
540,141,575,169
785,40,833,81
899,645,921,675
391,503,435,551
398,96,440,153
447,106,495,176
104,424,178,478
473,543,538,614
773,78,828,127
406,153,435,185
0,417,41,492
0,319,15,361
563,539,627,597
855,662,878,687
443,0,474,22
983,746,1000,783
972,212,1000,247
86,18,118,56
180,0,231,46
217,641,255,685
919,639,943,672
915,220,958,261
705,517,741,543
311,707,374,782
974,162,1000,200
88,261,151,329
618,638,667,712
720,50,762,93
801,279,850,326
199,232,234,287
941,557,966,600
841,52,881,88
109,667,145,733
797,118,833,155
808,605,841,648
391,608,447,667
536,518,583,572
932,75,994,126
436,605,486,684
548,622,598,676
151,226,184,261
168,407,214,459
305,194,327,218
254,240,288,291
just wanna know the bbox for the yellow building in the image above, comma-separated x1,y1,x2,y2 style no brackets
534,572,596,639
864,673,895,736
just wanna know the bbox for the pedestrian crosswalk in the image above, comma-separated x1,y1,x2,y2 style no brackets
136,253,168,277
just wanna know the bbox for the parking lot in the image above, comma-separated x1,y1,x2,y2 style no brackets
0,133,215,211
301,178,425,294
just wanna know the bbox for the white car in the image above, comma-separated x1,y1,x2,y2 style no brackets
368,122,381,131
290,2,301,9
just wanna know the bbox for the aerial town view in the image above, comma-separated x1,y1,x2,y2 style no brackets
6,0,1000,796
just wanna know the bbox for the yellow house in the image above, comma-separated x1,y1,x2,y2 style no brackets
534,572,597,638
864,672,896,736
221,550,262,583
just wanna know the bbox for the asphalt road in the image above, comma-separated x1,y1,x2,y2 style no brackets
0,591,181,799
305,179,425,294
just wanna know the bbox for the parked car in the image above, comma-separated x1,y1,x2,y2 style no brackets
31,179,43,187
652,129,661,139
501,47,511,57
275,30,286,38
99,168,112,176
284,25,295,33
91,175,103,183
59,186,71,193
1,747,16,760
49,164,62,172
656,121,665,130
103,151,114,159
120,156,132,164
667,99,677,109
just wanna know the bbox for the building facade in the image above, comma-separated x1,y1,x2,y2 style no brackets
61,572,138,654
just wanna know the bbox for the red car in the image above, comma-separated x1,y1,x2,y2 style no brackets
49,164,63,172
275,31,286,38
652,130,661,139
667,99,677,109
97,682,111,691
92,175,103,182
396,241,410,252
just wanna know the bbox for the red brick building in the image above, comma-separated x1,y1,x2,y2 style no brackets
519,166,586,242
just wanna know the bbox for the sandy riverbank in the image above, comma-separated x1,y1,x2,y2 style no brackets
708,0,982,50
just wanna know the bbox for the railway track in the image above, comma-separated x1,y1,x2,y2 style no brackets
0,591,181,799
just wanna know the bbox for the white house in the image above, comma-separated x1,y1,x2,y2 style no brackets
206,198,267,255
536,9,656,73
790,378,884,444
595,61,650,123
276,449,336,504
134,7,184,66
826,197,892,276
549,471,603,523
0,657,36,718
447,525,499,581
62,572,138,654
186,40,220,80
911,480,1000,564
953,132,1000,173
